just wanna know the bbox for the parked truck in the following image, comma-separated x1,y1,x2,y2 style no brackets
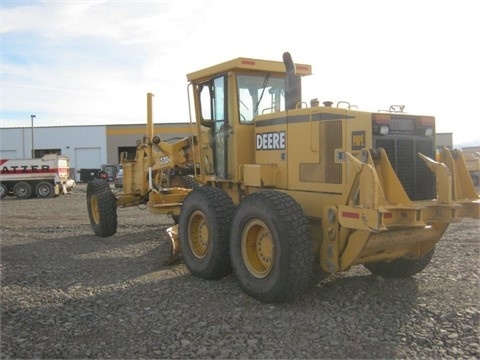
0,154,75,199
87,52,479,303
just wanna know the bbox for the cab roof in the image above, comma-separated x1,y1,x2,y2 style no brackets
186,57,312,82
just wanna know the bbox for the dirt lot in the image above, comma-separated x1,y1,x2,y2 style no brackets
1,183,479,359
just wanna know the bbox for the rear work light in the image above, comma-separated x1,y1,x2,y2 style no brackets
379,125,389,135
424,128,434,137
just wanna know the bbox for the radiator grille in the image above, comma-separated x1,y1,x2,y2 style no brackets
374,137,435,200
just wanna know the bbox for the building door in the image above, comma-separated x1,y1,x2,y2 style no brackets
75,147,102,182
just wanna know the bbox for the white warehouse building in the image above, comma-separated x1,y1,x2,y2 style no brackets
0,123,193,182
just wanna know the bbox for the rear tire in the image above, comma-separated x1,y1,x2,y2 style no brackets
364,248,435,278
179,187,235,279
35,181,55,198
230,191,313,303
87,179,117,237
13,182,33,199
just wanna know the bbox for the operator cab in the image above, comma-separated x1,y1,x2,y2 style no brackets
187,54,311,182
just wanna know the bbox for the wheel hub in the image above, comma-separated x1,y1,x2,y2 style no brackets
91,195,100,224
242,219,274,278
188,210,209,258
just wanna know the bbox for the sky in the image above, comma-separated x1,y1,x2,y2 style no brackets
1,0,479,146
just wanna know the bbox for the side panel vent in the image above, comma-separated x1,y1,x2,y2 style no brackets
325,121,343,184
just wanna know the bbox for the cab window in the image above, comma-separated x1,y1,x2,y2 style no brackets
237,74,285,123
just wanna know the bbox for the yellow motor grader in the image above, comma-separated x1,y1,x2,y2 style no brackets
87,52,479,303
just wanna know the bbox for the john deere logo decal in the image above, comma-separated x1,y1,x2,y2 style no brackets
256,131,286,150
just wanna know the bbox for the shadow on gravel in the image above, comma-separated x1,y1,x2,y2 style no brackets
1,227,177,289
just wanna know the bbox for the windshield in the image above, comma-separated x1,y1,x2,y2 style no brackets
237,74,285,123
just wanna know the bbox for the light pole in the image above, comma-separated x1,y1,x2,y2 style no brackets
31,114,36,158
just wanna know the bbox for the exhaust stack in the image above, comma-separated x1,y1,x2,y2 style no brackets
283,52,302,110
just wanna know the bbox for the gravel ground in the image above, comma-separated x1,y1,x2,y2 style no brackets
1,183,479,359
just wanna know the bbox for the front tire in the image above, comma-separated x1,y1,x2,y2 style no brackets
87,179,117,237
364,248,435,278
230,191,313,303
35,181,55,198
179,187,235,279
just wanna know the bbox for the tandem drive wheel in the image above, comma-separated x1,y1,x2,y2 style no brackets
230,191,314,303
178,187,235,280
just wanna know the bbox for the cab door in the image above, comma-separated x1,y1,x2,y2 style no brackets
196,75,229,179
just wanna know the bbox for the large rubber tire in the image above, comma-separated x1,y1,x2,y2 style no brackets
13,182,33,199
179,187,235,280
87,179,117,237
364,247,435,278
0,184,7,199
230,191,313,303
35,181,55,198
91,178,111,193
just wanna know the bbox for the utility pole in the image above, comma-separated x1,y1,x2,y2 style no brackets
31,114,36,158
